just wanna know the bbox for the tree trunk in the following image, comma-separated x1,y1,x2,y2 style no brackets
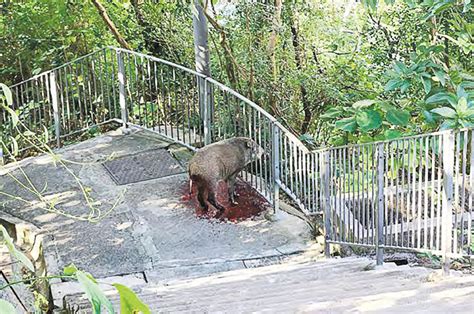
91,0,131,50
290,11,312,134
192,0,211,76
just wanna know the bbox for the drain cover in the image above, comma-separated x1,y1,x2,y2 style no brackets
103,149,184,185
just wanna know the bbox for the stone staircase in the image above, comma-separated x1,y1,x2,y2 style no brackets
63,256,474,313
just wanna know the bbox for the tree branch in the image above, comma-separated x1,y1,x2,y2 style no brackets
91,0,131,50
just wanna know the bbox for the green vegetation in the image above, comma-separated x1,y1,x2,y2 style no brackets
1,1,473,147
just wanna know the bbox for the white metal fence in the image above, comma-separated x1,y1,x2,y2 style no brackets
1,47,472,266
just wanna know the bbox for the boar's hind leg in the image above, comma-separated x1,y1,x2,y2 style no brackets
197,185,208,211
207,183,225,217
227,174,239,205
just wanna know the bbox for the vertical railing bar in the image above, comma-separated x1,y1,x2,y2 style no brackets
49,72,61,147
436,135,443,251
173,69,180,141
417,137,423,248
424,136,429,249
389,142,395,246
258,111,264,194
117,52,128,128
56,67,66,132
411,139,417,248
341,148,346,242
468,130,474,254
147,59,154,129
102,49,112,120
321,150,331,257
442,131,454,274
272,124,280,212
406,140,411,248
384,142,389,246
453,131,460,254
395,140,400,246
459,131,467,254
351,148,357,243
362,145,367,244
357,146,362,243
91,55,100,124
371,144,376,245
110,50,119,119
376,142,385,265
430,136,436,249
160,66,168,137
61,67,70,135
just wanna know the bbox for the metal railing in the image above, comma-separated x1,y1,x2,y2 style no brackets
1,47,472,266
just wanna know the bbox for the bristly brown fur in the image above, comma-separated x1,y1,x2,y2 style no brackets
188,137,264,218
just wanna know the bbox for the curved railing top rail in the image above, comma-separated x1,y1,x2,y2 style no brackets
109,47,309,154
7,46,309,154
9,48,109,88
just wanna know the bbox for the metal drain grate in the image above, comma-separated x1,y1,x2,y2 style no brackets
103,149,184,185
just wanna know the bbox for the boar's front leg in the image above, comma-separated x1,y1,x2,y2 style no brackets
227,174,239,205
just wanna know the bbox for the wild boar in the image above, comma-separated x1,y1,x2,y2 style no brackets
188,137,265,217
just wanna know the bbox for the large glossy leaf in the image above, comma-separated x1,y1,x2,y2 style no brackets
113,284,151,314
431,107,457,118
356,110,382,132
76,270,115,314
0,225,35,272
434,69,446,86
0,300,17,314
335,117,357,132
386,109,410,126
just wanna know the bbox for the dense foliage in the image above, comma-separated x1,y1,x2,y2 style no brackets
1,0,473,148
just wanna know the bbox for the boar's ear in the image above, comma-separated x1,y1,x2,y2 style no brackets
246,140,253,148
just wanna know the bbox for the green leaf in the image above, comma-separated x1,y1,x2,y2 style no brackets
431,107,457,118
0,105,19,128
440,119,457,130
0,299,17,314
393,61,407,74
356,110,382,132
400,81,411,93
384,129,403,140
320,107,342,119
76,270,115,314
335,117,357,132
434,70,446,86
384,79,403,92
423,110,436,124
426,92,457,107
421,77,432,94
0,225,35,272
113,284,151,314
63,264,78,276
457,97,468,114
457,85,468,99
352,99,377,109
0,83,13,106
386,109,410,126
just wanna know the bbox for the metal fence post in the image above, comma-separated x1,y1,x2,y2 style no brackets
442,131,454,274
376,143,385,266
117,51,128,128
202,78,211,145
321,150,331,258
49,72,61,148
272,124,280,213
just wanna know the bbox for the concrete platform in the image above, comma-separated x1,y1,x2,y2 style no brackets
0,128,315,308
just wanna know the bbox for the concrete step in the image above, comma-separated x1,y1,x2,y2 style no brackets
62,257,474,313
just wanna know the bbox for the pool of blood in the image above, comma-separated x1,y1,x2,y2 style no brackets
181,179,270,221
